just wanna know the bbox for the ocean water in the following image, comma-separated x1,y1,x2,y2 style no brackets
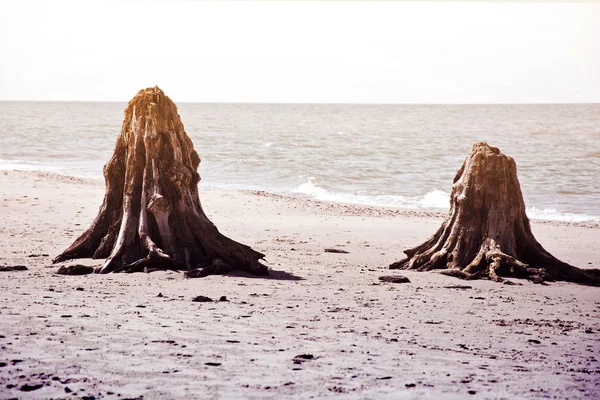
1,102,599,222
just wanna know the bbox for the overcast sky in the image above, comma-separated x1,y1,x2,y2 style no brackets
0,1,598,103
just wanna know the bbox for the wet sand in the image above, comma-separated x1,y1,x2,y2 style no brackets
1,170,599,399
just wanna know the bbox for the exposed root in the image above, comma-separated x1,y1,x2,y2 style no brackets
389,142,600,286
184,259,232,278
54,86,268,278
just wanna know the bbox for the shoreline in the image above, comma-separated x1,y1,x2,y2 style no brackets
4,169,599,229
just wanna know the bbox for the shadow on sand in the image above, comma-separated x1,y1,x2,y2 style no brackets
226,268,304,281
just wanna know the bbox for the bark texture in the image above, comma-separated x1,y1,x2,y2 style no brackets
390,142,600,286
54,86,267,277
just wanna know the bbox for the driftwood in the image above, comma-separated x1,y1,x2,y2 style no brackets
0,266,28,272
390,142,600,286
379,275,410,283
54,87,267,277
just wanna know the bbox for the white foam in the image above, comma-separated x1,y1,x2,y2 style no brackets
0,159,101,179
526,207,599,223
293,180,449,209
419,189,450,209
0,160,67,174
292,179,599,222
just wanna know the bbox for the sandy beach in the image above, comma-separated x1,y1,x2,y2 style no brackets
1,170,599,399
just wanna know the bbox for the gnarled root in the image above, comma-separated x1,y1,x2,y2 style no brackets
389,142,600,286
392,236,599,286
184,259,232,278
54,87,268,278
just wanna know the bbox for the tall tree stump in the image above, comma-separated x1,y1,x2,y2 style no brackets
54,87,267,277
390,142,600,286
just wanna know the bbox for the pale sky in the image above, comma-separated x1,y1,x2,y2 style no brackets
0,1,599,103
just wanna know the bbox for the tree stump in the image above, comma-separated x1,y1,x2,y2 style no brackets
390,142,600,286
54,87,268,277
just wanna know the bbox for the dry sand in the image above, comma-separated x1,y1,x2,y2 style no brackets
0,170,599,399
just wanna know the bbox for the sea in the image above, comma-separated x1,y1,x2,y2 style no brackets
1,102,599,222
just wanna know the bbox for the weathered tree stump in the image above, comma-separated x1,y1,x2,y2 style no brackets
390,142,600,286
54,87,267,277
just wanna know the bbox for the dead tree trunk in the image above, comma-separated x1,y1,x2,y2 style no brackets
390,142,600,286
54,86,267,277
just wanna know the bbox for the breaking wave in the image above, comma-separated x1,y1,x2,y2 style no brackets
293,180,450,209
525,207,599,223
292,180,599,222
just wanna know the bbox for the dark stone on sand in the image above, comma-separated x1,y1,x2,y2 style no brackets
0,362,6,367
157,293,164,297
192,296,213,302
205,362,221,366
0,266,28,272
527,339,541,344
379,275,410,283
405,383,416,388
444,285,472,289
65,387,72,393
219,296,228,302
324,248,349,254
468,390,477,395
585,328,594,334
76,287,84,291
294,354,314,360
20,383,44,391
56,265,94,275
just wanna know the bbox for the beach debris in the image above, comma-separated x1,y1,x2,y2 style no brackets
56,265,94,275
324,248,349,254
443,285,472,290
378,275,410,283
27,253,49,257
20,383,44,392
293,354,315,364
0,265,28,272
53,86,267,278
192,295,213,302
389,142,600,286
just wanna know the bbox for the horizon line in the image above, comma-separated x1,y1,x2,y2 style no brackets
1,100,599,106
